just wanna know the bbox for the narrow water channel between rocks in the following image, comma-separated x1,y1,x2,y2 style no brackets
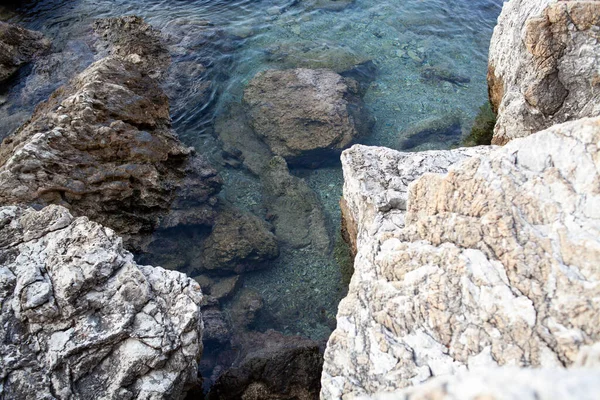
1,0,504,392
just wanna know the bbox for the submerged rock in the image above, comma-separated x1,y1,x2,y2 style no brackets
261,156,331,252
0,205,203,399
208,330,323,400
0,17,222,248
399,113,462,150
302,0,355,12
0,21,51,84
322,117,600,397
488,0,600,144
243,68,372,167
198,207,279,275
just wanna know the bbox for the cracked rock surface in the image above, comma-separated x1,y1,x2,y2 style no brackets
321,116,600,398
0,205,203,399
488,0,600,144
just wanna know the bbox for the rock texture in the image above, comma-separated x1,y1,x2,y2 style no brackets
0,21,51,84
361,367,600,400
0,205,203,399
243,68,372,167
322,116,600,397
488,0,600,144
0,17,222,247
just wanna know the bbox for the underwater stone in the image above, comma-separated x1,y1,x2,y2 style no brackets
243,68,372,167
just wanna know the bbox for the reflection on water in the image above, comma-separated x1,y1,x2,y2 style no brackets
2,0,503,360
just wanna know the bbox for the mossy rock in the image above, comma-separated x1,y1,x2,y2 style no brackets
463,102,496,146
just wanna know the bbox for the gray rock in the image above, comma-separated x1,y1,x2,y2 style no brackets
488,0,600,144
0,21,51,84
322,117,600,397
243,68,372,167
0,205,203,399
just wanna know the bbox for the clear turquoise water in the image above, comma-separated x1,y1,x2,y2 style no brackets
2,0,503,340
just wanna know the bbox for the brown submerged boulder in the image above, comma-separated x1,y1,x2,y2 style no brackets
198,207,279,275
0,17,222,248
0,21,51,84
243,68,372,167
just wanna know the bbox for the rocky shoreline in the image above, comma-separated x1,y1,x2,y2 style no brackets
0,0,599,399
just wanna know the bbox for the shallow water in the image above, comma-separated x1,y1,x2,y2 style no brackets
2,0,503,361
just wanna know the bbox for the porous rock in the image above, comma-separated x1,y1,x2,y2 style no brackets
243,68,372,167
488,0,600,144
322,116,600,397
0,205,203,399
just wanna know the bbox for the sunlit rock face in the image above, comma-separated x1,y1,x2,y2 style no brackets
0,205,204,400
322,116,600,398
488,0,600,145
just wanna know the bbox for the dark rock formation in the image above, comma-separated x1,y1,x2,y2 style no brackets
0,21,50,84
208,330,323,400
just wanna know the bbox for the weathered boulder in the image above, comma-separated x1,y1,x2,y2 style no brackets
0,21,50,84
208,330,323,400
0,17,222,248
488,0,600,144
198,207,279,275
322,117,600,397
361,367,600,400
261,156,331,252
243,68,372,167
0,205,203,399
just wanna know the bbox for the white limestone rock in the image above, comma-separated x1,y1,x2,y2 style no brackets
0,205,203,399
322,117,600,398
488,0,600,144
360,367,600,400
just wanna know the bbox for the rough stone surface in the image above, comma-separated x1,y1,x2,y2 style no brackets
488,0,600,144
360,367,600,400
322,117,600,398
243,68,372,166
0,21,51,84
0,205,203,400
209,330,323,400
261,156,331,252
0,17,222,248
198,207,279,275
